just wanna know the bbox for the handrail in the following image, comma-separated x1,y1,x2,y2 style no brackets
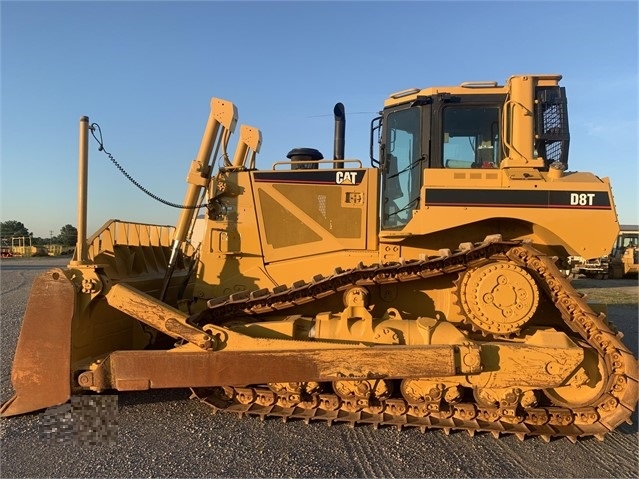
271,159,363,170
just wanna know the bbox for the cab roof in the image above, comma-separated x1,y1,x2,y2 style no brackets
383,74,562,108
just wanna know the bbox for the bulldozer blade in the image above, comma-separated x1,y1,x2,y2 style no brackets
1,269,75,417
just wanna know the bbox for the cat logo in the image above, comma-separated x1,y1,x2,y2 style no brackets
336,171,357,185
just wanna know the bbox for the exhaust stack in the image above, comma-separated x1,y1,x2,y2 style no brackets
333,102,345,169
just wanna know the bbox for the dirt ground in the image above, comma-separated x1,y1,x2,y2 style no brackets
0,258,637,478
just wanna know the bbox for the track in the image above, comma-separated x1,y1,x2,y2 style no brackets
191,238,639,441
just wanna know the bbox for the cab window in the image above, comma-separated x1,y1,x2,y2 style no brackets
382,108,421,228
442,107,500,168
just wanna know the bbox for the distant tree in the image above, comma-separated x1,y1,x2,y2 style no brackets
0,220,30,240
58,224,78,246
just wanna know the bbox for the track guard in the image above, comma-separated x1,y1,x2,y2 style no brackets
1,269,75,417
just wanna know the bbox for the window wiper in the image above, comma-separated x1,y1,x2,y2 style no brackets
387,196,420,218
387,156,424,179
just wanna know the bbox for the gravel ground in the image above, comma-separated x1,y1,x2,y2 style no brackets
1,257,638,478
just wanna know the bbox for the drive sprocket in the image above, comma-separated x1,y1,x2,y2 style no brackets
459,261,539,336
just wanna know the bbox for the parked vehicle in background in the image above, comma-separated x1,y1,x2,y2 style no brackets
609,225,639,279
569,225,638,279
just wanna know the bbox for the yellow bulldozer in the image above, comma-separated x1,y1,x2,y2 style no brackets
609,225,639,279
2,74,637,441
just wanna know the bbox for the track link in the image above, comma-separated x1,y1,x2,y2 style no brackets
192,239,638,441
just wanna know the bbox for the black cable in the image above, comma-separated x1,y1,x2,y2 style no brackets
90,122,207,209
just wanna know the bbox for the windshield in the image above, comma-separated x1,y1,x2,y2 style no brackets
382,108,421,228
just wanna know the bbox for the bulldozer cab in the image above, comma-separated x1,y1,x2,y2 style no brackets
612,229,639,256
376,77,571,232
372,75,613,264
379,98,504,229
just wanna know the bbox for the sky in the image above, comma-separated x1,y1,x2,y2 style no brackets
1,0,638,239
